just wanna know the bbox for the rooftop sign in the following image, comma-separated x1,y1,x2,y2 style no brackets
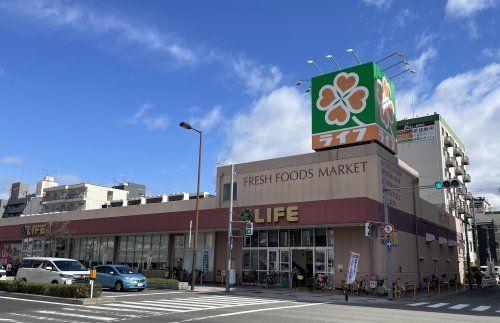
311,62,397,153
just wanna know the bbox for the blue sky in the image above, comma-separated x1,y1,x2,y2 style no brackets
0,0,499,208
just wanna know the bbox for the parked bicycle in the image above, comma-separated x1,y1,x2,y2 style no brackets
261,271,279,288
309,273,334,291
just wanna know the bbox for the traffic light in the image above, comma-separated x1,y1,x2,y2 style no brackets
364,222,372,237
434,179,460,189
245,222,254,236
240,208,252,222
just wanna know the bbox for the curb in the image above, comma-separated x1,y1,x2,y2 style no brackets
0,291,115,305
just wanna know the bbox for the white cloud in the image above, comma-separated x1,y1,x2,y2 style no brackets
482,48,500,60
445,0,499,18
223,86,311,163
231,56,283,95
120,103,169,130
0,155,24,165
362,0,393,10
188,105,223,131
398,63,500,209
0,0,282,96
55,174,81,185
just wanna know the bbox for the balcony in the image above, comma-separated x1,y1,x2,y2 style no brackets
445,157,457,167
461,155,470,165
444,135,454,147
463,173,471,183
455,166,465,176
453,147,464,157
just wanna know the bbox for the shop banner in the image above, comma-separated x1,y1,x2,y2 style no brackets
203,251,209,276
347,251,360,284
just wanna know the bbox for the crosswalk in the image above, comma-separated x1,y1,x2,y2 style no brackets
407,301,499,313
4,295,289,322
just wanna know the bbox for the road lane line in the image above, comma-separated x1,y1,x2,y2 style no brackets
62,307,140,318
103,303,183,312
407,302,429,306
448,304,469,309
173,302,323,322
103,291,183,298
471,306,491,311
36,310,117,321
84,305,158,313
0,295,81,307
427,303,449,308
139,301,215,309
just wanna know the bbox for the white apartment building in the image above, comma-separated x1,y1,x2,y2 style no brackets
42,183,128,213
397,113,476,265
35,176,59,197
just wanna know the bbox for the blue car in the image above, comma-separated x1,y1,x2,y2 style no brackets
94,265,147,292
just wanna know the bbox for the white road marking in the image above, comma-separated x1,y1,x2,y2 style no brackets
173,302,324,322
0,319,17,322
0,295,81,307
471,305,491,311
448,304,469,310
36,310,117,321
63,307,140,318
9,313,76,322
84,305,158,314
427,303,449,308
103,291,183,298
139,300,215,309
103,303,184,312
407,302,429,306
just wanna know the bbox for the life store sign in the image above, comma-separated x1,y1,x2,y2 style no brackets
311,62,397,154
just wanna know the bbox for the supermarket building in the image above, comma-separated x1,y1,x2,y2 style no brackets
0,143,462,286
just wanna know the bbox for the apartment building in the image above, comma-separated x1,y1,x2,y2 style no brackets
42,183,128,213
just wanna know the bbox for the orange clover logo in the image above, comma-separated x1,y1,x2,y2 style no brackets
316,72,368,126
377,77,394,129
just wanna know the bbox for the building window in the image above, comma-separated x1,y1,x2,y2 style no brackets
314,228,327,247
250,231,259,247
302,229,313,246
222,183,237,201
268,230,278,247
259,231,268,247
279,230,289,247
290,229,301,247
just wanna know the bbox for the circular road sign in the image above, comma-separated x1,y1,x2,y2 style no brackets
383,223,395,235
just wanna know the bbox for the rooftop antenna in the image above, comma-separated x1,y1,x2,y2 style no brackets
325,54,341,70
382,60,410,72
306,59,323,75
389,68,416,80
345,48,361,64
376,50,404,64
20,159,26,182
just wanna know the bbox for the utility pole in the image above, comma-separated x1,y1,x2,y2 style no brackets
225,164,234,294
382,161,393,300
457,189,473,290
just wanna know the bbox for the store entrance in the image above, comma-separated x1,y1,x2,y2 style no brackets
292,249,313,287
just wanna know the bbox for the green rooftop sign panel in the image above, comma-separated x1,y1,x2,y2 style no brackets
311,62,397,153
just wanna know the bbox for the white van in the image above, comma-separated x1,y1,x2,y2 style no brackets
15,257,90,284
0,264,6,280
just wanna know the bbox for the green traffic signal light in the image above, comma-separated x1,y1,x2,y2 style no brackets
434,181,443,189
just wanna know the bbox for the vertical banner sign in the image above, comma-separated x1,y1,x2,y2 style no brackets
202,251,209,276
311,62,397,154
347,251,360,284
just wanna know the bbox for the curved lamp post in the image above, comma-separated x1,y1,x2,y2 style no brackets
179,121,202,291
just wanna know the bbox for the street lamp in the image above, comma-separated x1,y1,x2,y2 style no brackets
389,68,415,80
307,59,323,75
179,121,203,291
325,54,341,70
376,51,404,64
382,60,410,72
345,48,361,64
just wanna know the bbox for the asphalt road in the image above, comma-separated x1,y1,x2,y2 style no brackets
0,286,498,322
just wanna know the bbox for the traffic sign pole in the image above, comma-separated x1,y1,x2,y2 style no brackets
382,162,393,301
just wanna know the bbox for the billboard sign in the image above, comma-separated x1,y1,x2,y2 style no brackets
346,251,360,284
397,120,435,143
311,62,397,153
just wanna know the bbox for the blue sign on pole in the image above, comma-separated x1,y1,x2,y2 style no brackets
202,251,209,276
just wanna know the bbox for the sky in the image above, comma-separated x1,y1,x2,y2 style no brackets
0,0,499,209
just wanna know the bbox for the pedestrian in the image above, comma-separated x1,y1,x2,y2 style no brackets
292,266,299,291
475,270,482,289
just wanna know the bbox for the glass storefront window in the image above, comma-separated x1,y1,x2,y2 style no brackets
259,231,268,247
302,229,313,246
175,235,185,248
143,235,151,253
280,250,289,271
127,236,135,251
119,236,127,251
135,235,144,251
243,250,251,270
251,250,258,270
268,230,278,247
279,230,289,247
250,231,259,247
315,250,325,273
269,251,278,271
259,250,267,271
327,249,334,275
327,228,334,246
290,229,301,247
196,233,205,249
314,228,327,247
244,236,250,247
